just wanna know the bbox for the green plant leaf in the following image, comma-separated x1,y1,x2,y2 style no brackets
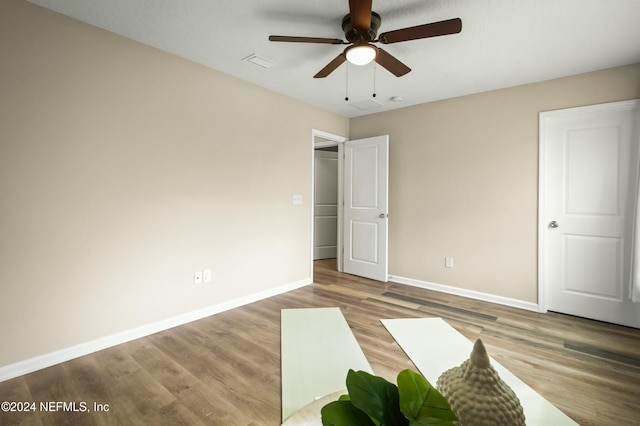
346,369,409,426
397,370,458,425
321,400,377,426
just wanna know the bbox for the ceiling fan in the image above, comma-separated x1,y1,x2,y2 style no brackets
268,0,462,78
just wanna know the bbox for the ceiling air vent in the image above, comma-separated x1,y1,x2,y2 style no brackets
243,54,276,69
348,99,383,111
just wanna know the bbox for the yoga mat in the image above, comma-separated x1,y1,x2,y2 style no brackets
381,317,577,426
281,307,372,423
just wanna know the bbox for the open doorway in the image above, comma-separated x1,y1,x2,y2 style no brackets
314,146,339,260
310,130,390,283
311,130,347,279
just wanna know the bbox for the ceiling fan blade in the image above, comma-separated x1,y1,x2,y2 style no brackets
374,48,411,77
349,0,373,32
269,35,345,44
314,53,347,78
378,18,462,44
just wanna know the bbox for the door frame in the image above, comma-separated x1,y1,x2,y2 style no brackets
311,129,348,279
537,99,640,314
538,108,552,314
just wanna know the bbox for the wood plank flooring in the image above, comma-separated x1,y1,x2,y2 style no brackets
1,259,639,425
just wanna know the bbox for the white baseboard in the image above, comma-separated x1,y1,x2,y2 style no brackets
388,274,539,312
0,278,311,383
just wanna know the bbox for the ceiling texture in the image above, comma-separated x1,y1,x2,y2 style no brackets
26,0,640,118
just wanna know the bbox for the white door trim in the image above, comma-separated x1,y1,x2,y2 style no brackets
311,129,348,279
538,109,552,313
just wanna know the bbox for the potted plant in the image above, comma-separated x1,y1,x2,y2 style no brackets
321,369,458,425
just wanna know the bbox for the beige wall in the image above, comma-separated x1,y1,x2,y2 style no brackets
0,0,348,367
351,63,640,303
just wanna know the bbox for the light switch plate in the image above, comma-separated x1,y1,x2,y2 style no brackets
292,194,303,205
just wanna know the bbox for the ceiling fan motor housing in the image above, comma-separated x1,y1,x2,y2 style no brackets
342,11,381,42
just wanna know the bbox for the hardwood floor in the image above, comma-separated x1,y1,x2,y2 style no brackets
1,259,639,425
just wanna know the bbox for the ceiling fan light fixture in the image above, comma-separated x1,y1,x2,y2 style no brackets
345,44,377,66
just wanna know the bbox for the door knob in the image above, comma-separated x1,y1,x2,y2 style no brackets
549,221,559,228
379,213,387,219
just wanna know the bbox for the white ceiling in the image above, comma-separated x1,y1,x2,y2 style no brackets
27,0,640,118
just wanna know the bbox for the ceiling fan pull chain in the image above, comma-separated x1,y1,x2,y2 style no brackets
345,62,349,101
372,63,377,98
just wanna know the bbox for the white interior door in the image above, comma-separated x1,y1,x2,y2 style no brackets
343,135,389,282
314,150,339,260
539,100,640,328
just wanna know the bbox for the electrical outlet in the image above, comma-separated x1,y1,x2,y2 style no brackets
445,257,454,268
203,269,212,283
194,271,203,285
